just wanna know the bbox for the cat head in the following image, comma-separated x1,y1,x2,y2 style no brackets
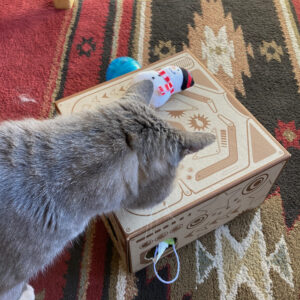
125,130,215,210
119,92,215,210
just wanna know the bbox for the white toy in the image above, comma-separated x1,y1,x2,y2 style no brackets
131,66,194,108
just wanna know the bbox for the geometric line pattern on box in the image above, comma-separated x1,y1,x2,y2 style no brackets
128,162,285,272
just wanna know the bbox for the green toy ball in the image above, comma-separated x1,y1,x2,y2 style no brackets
106,57,141,81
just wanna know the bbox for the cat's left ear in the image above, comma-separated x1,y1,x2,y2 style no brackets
179,131,216,158
123,80,154,105
124,132,138,151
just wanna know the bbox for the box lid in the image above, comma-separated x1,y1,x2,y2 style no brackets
57,50,290,237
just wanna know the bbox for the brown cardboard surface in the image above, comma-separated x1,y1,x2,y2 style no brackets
128,161,286,272
56,50,290,272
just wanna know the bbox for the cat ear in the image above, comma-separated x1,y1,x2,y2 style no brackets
124,132,138,151
123,80,154,105
179,131,216,158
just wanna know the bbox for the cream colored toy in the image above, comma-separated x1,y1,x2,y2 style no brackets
131,66,194,108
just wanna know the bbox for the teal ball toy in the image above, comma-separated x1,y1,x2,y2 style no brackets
106,57,141,81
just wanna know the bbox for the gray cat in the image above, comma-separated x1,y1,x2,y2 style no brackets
0,80,215,300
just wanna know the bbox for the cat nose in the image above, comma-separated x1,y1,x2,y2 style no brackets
180,68,194,90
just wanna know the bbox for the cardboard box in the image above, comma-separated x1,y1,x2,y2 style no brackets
56,51,290,273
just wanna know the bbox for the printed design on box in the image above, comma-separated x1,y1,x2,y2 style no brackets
56,53,285,234
71,81,132,113
124,87,245,217
188,114,211,131
125,86,280,218
128,162,284,271
170,56,195,70
187,214,209,229
242,174,269,195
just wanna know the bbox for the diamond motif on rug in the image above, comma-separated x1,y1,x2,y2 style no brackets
195,210,295,300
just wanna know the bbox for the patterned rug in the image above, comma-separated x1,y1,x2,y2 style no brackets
1,0,299,299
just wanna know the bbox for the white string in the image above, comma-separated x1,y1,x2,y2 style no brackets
143,200,178,261
153,244,180,284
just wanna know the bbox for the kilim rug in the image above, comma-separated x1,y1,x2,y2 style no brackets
0,0,299,299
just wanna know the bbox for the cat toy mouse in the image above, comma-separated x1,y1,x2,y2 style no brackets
131,65,194,108
106,57,194,108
